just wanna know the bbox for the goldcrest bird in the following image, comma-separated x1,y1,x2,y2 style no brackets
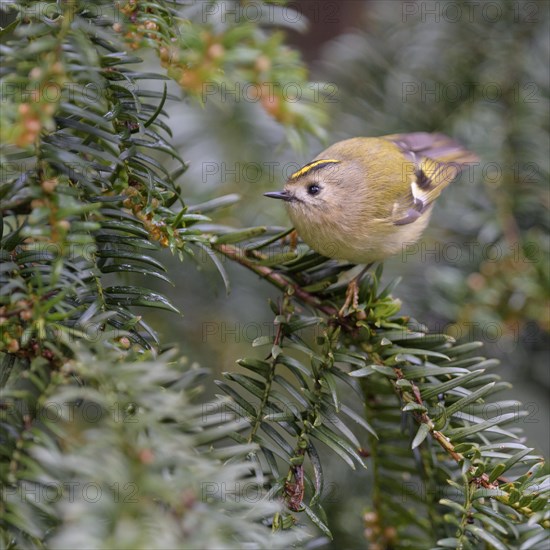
265,132,477,265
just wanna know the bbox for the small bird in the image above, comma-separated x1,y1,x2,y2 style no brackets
265,132,478,312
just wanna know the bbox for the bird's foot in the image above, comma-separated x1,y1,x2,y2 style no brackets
338,263,374,319
339,278,360,317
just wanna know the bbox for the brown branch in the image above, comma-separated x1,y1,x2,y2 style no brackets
214,243,339,318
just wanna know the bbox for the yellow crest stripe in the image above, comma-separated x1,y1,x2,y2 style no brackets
289,159,341,180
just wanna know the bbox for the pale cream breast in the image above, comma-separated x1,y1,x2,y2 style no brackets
287,204,432,264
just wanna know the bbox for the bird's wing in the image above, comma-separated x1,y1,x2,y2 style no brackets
384,132,478,226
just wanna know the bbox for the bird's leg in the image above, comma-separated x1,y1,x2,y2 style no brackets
281,229,298,251
289,229,298,250
339,263,373,317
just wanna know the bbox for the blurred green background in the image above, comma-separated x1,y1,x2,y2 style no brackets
147,1,548,546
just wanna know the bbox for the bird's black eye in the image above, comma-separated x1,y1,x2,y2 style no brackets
307,184,321,196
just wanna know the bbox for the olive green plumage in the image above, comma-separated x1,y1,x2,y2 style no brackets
265,132,478,264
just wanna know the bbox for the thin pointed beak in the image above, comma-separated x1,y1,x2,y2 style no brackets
264,190,292,202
